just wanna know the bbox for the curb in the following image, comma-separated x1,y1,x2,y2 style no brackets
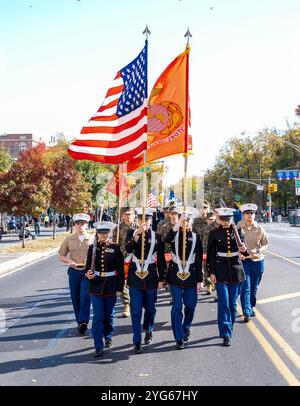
0,248,59,277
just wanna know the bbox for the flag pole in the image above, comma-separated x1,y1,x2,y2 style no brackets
116,164,122,243
182,29,191,269
141,25,150,266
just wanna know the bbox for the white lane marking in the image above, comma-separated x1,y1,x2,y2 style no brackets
266,250,300,267
258,291,300,304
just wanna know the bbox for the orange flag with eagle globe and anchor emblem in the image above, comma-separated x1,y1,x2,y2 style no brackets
126,47,192,173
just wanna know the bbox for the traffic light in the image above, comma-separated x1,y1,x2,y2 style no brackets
192,177,197,200
267,184,278,194
228,180,232,189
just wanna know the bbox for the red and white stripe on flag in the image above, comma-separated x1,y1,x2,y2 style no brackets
147,192,157,208
68,44,148,164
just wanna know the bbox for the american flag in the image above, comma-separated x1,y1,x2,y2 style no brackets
68,42,148,164
147,188,157,208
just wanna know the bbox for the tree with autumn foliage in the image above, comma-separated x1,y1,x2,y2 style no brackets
0,143,93,240
43,145,93,238
0,144,51,217
204,126,300,212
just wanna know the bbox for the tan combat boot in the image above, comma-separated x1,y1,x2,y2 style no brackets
122,303,130,318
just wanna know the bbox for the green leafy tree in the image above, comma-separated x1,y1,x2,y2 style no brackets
75,160,116,206
0,146,13,173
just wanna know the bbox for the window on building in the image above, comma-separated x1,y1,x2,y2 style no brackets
19,143,27,153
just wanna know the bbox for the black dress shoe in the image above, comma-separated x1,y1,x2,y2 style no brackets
144,332,152,345
176,340,184,350
94,348,104,358
183,329,190,342
134,344,142,354
105,338,112,348
223,337,231,347
244,315,250,323
78,322,88,335
251,310,256,317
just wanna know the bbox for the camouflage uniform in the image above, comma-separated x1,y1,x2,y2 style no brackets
159,218,173,253
156,217,170,236
113,221,135,256
113,221,135,306
192,217,217,288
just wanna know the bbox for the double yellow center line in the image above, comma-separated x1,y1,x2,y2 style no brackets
240,249,300,385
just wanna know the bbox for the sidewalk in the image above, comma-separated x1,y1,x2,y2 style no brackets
0,227,70,277
0,227,96,277
0,226,67,250
0,249,59,277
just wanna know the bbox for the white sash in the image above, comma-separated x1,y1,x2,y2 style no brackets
126,230,156,273
173,231,196,273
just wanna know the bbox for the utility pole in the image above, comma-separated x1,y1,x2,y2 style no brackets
268,176,272,223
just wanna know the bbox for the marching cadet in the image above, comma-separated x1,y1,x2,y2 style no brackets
207,208,248,346
164,207,203,350
112,208,136,318
193,208,217,295
192,201,211,236
159,204,180,305
156,205,170,236
238,203,269,322
125,208,166,354
85,221,124,358
59,213,93,335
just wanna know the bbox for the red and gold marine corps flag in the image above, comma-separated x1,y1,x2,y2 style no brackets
127,47,192,173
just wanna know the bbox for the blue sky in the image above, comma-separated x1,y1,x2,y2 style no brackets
1,0,300,184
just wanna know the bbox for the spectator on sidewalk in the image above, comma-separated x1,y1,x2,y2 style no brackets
33,216,41,236
233,201,242,225
44,214,49,228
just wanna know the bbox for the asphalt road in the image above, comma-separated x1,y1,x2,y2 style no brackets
0,223,299,386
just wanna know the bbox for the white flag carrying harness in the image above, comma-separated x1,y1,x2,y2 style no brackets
171,231,196,281
126,230,156,279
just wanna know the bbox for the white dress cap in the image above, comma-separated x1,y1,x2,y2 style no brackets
93,221,116,233
240,203,258,213
73,213,90,222
135,207,154,217
185,207,199,219
215,208,235,217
